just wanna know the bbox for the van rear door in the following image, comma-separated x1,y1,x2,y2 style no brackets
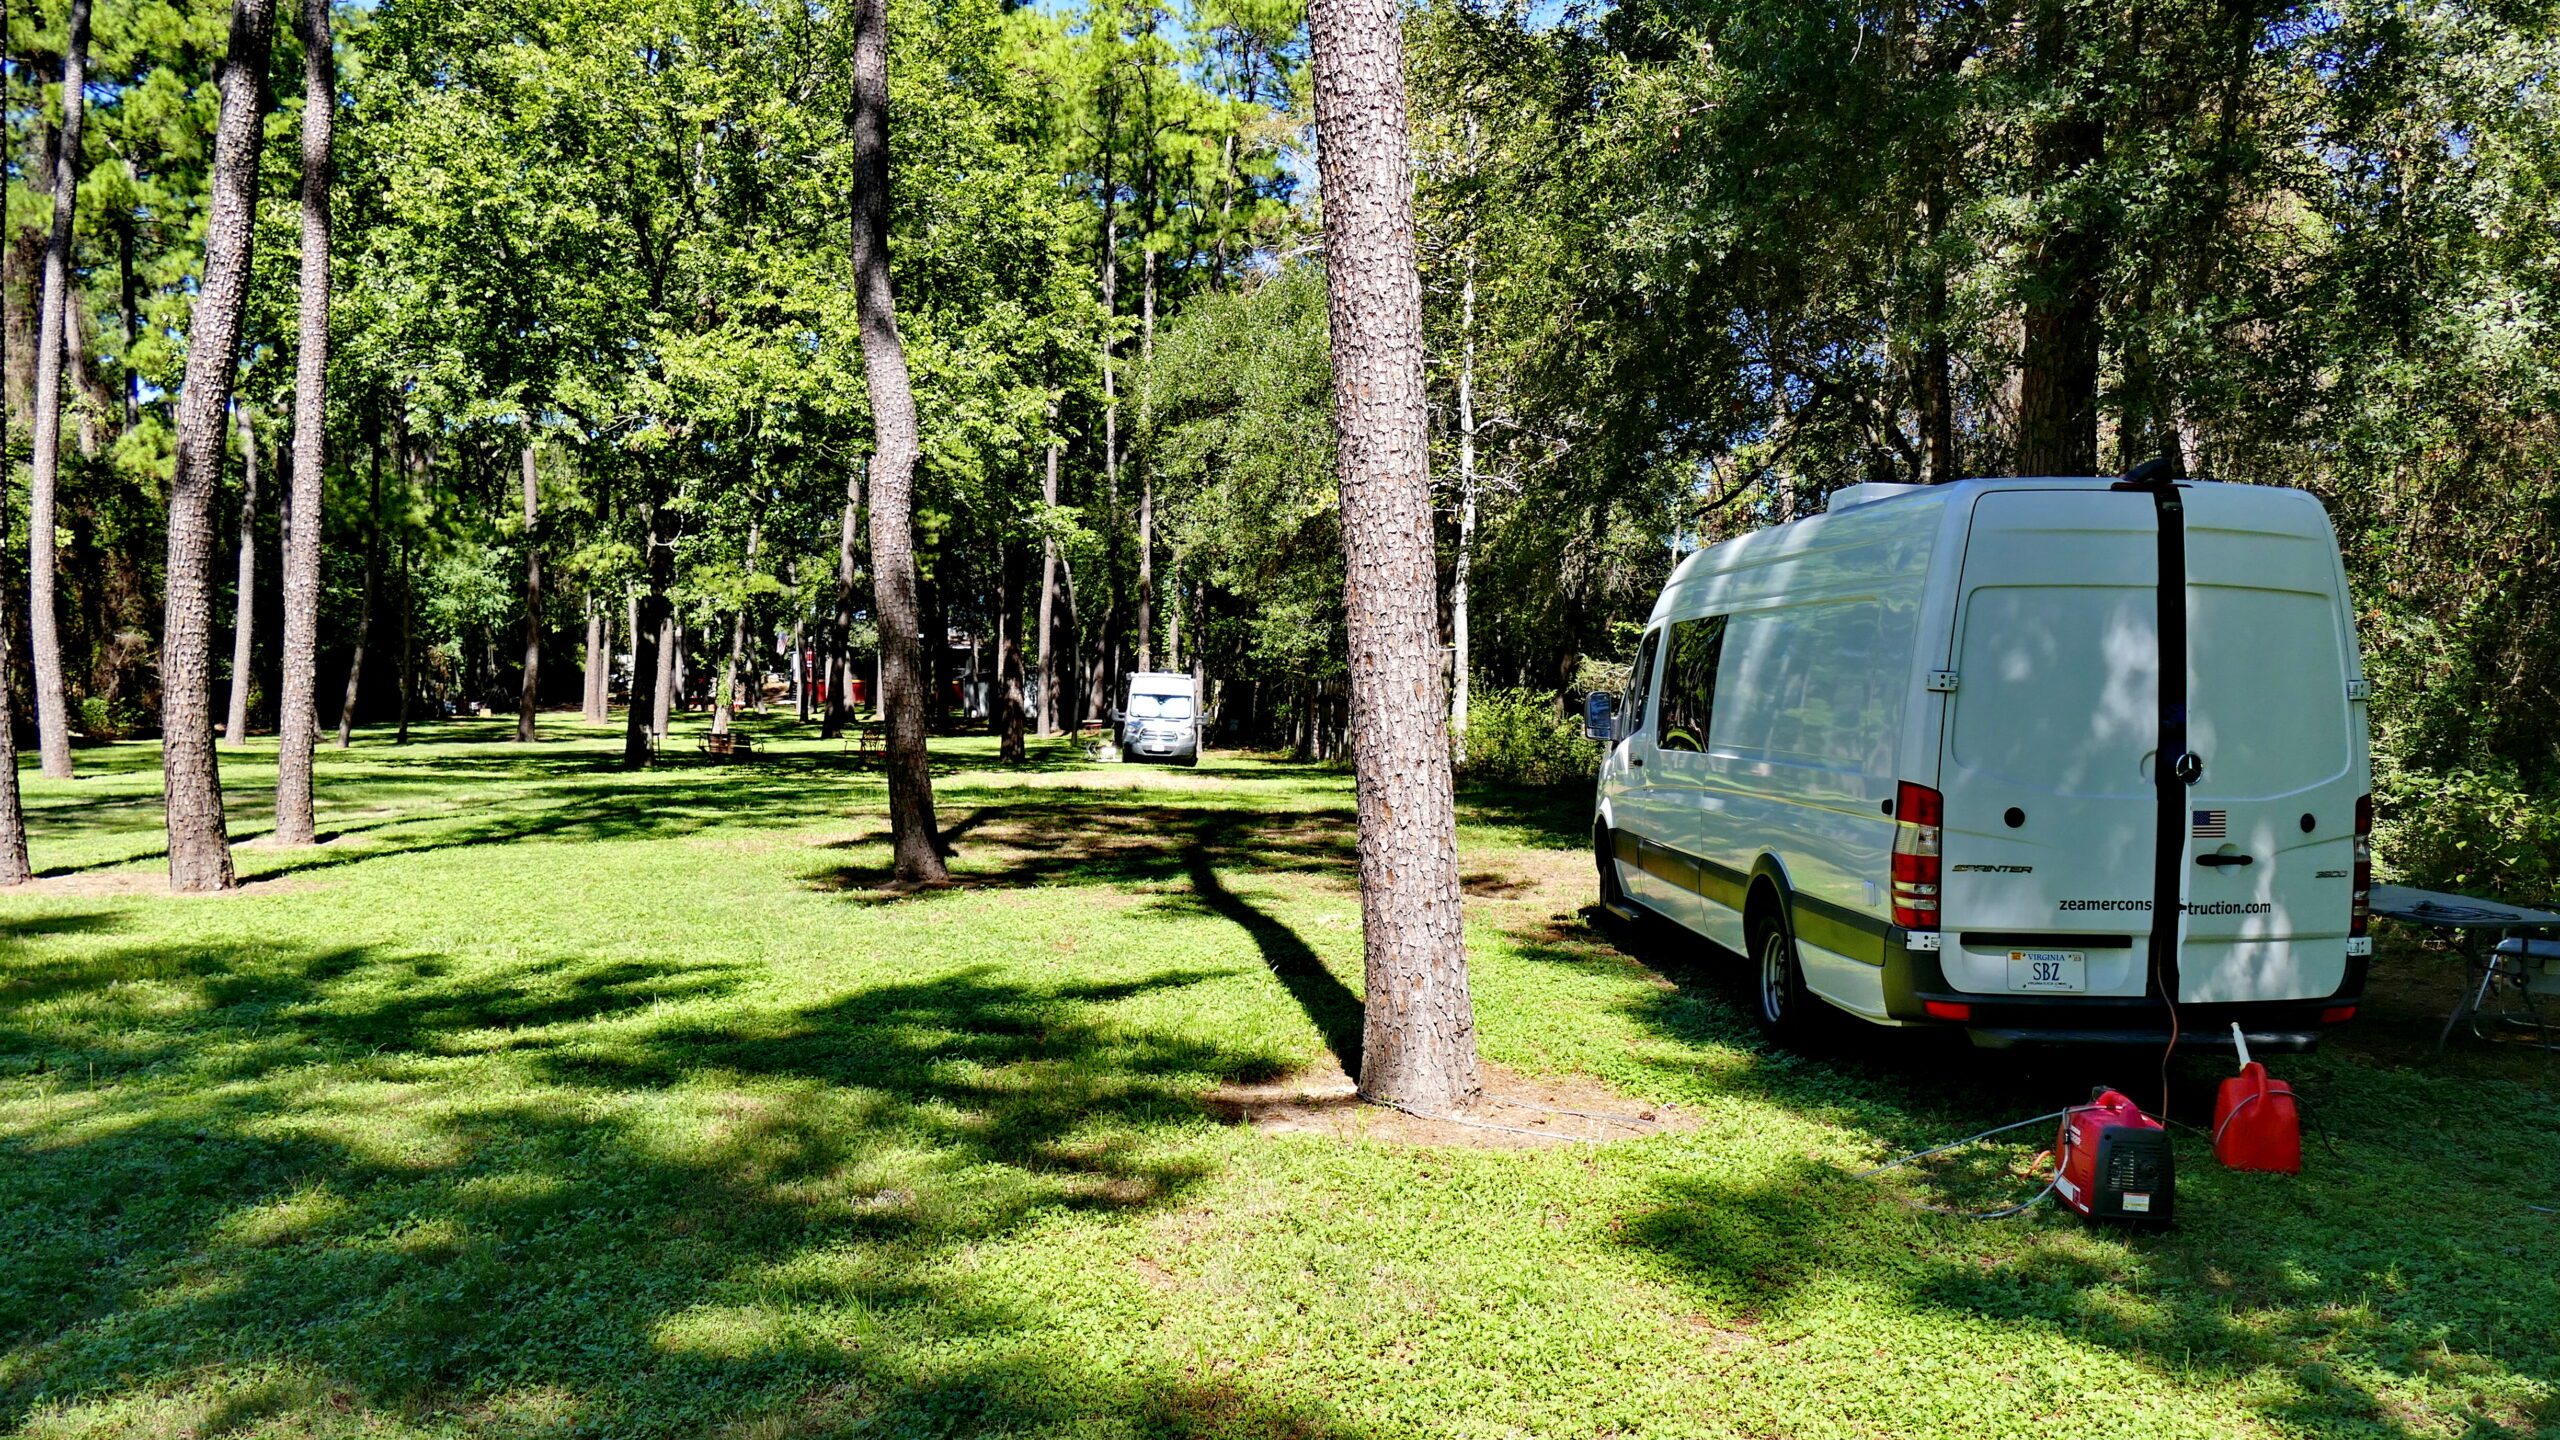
1938,488,2163,998
1936,486,2363,1003
2177,487,2363,1002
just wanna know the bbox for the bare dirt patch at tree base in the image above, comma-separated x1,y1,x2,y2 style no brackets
1206,1057,1693,1149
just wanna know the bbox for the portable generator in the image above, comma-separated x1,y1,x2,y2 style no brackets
2053,1088,2175,1226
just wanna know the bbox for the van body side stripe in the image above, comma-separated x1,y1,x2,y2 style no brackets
1791,891,1891,966
1617,831,1888,961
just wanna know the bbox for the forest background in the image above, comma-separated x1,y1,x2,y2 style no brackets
0,0,2552,895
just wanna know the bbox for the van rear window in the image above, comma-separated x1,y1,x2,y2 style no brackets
1949,583,2350,798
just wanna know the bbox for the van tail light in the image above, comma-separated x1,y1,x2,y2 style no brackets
1892,781,1943,930
1923,1000,1971,1021
2350,793,2373,938
2321,1004,2358,1025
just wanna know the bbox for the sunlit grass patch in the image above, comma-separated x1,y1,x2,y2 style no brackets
0,717,2551,1436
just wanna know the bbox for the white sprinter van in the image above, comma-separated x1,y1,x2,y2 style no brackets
1118,671,1203,766
1587,475,2374,1052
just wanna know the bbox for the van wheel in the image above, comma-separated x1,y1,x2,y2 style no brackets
1595,825,1630,909
1750,908,1823,1048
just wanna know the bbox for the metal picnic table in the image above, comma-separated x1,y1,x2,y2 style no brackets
2368,883,2560,1050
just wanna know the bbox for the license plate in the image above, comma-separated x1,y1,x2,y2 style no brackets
2007,950,2086,993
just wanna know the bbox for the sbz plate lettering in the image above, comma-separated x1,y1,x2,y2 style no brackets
2006,949,2086,993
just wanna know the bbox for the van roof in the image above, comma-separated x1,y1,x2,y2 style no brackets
1665,476,2333,592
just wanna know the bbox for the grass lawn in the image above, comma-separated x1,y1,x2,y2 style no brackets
0,714,2555,1438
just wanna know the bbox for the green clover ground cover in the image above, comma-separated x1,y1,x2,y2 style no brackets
0,718,2554,1438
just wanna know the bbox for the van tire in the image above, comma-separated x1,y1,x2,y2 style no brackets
1748,905,1824,1049
1595,824,1630,910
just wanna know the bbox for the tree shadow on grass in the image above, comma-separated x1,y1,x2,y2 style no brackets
0,932,1368,1437
1556,909,2560,1436
809,804,1367,1078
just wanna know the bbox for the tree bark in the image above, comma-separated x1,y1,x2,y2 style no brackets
653,617,677,739
1308,0,1477,1109
823,466,859,737
1917,174,1958,484
25,0,88,781
790,592,808,724
999,537,1027,763
1137,242,1156,672
1037,434,1059,736
0,0,25,883
713,517,757,737
622,495,673,767
852,0,945,885
396,541,414,744
1450,237,1477,738
275,0,333,840
336,422,379,749
515,440,540,741
164,0,279,892
224,409,258,747
2013,0,2104,478
0,505,27,883
582,593,606,722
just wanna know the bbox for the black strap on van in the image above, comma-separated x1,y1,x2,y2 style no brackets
2113,458,2190,1022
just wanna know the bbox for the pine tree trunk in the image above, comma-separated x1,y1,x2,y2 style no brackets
713,520,756,737
2013,0,2103,478
117,214,137,428
0,0,26,885
622,496,672,768
1451,243,1477,739
654,618,677,739
823,467,859,737
999,538,1027,763
396,538,414,744
274,0,333,841
335,429,377,750
26,0,88,781
582,595,606,722
1307,0,1477,1109
791,611,808,723
224,410,257,747
1037,436,1059,736
516,442,540,741
1917,174,1957,484
851,0,946,886
163,0,279,892
1137,244,1155,672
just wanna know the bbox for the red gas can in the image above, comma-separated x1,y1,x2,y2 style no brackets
2055,1088,2175,1226
2212,1062,2302,1173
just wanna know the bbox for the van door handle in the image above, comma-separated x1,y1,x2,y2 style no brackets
2196,853,2254,868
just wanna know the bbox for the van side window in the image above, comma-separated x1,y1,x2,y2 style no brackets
1624,629,1662,737
1656,616,1729,753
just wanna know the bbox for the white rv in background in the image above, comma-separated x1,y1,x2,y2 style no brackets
1117,672,1202,766
1585,475,2373,1051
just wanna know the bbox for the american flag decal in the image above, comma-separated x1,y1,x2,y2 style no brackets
2192,809,2228,839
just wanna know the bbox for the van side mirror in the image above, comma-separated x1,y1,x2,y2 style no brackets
1583,692,1620,742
